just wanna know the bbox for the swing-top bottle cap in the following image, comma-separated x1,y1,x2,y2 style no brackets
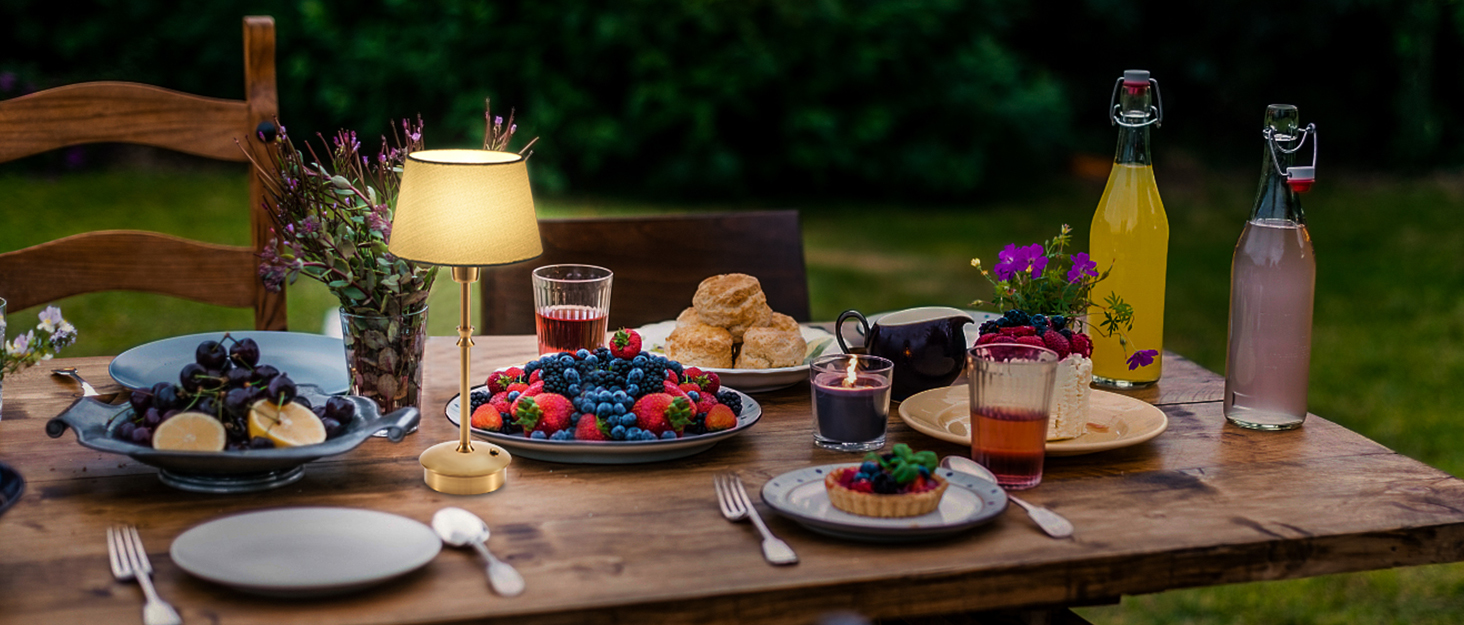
1123,69,1151,86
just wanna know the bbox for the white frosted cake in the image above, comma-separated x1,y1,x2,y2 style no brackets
1047,354,1092,440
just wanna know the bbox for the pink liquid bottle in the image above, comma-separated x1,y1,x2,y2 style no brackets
1224,104,1318,430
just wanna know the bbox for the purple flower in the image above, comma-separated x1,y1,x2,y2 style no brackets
1067,252,1098,284
1023,243,1048,278
993,243,1049,281
1127,349,1159,370
993,244,1022,281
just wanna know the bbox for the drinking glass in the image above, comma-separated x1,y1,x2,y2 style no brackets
810,354,893,452
968,344,1058,490
532,264,613,355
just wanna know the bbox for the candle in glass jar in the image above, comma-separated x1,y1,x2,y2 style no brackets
809,353,894,452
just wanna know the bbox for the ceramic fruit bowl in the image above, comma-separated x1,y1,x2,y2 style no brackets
45,385,418,493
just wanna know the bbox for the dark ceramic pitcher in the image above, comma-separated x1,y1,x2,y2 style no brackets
836,307,974,400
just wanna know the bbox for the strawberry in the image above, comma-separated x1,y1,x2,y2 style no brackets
485,367,524,394
1070,333,1094,358
663,380,693,404
704,403,737,431
528,369,542,383
632,393,695,436
507,381,529,394
470,404,504,431
489,391,513,417
693,389,719,415
682,367,720,394
609,328,643,359
522,380,545,397
1015,335,1047,349
664,370,680,384
575,414,609,441
1040,330,1071,359
976,332,1012,346
513,393,574,435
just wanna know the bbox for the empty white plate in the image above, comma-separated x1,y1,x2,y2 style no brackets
170,507,441,597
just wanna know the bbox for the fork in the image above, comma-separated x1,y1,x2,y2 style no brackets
52,367,100,397
107,526,182,625
713,473,798,565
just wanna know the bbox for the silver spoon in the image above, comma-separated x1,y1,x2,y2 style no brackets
940,455,1074,538
431,507,525,596
51,367,100,397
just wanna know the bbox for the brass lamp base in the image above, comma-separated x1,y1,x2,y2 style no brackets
420,440,511,495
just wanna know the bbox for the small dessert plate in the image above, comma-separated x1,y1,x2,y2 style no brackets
636,320,835,393
897,385,1168,456
760,464,1008,542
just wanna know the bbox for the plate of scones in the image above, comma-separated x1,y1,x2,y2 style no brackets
636,273,834,393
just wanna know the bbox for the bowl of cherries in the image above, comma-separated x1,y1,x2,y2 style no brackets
46,336,418,493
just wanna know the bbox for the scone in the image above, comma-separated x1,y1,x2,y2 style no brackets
675,307,706,328
692,274,769,340
735,327,806,369
724,302,772,342
664,324,734,369
765,312,800,333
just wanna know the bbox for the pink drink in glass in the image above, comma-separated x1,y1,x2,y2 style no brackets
1224,218,1315,429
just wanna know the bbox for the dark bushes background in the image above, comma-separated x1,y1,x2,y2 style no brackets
4,0,1460,198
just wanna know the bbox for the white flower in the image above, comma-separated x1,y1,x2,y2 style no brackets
7,331,33,356
38,306,63,333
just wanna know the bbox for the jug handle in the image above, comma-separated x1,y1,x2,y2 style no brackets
835,310,870,354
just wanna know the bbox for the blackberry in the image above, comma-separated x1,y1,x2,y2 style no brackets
500,419,524,435
715,390,743,416
1002,309,1030,326
872,473,898,494
1050,315,1067,331
1059,328,1073,340
978,320,1000,336
469,389,492,413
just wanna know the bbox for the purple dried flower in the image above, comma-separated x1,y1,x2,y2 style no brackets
1127,349,1158,370
1067,252,1098,284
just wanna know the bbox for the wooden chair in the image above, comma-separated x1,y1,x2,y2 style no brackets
481,210,810,334
0,16,286,330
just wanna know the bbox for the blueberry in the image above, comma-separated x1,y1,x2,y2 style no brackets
627,369,644,383
688,390,700,401
568,384,581,396
625,426,643,438
507,391,520,401
661,431,677,440
530,430,547,439
576,349,591,360
564,369,580,383
632,355,647,366
861,461,880,473
610,425,627,440
626,384,640,397
612,404,626,415
612,390,628,403
622,414,639,427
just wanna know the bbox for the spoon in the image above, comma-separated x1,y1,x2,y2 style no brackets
939,456,1074,539
51,367,100,397
431,507,525,596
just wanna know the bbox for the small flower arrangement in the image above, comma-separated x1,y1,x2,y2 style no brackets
2,306,77,378
971,225,1156,370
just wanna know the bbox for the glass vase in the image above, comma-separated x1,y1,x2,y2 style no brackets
339,306,428,419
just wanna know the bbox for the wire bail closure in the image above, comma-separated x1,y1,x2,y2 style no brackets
1266,123,1318,193
1109,77,1163,128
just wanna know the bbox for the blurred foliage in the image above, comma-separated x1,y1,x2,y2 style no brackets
4,0,1464,197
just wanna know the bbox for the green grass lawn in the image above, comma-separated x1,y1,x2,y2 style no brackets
4,165,1463,622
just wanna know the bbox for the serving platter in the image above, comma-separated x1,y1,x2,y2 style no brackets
898,385,1169,456
636,320,835,393
445,387,761,464
110,331,350,394
45,386,419,492
760,464,1008,542
170,507,440,597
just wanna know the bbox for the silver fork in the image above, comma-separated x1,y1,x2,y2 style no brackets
107,526,182,625
713,473,798,565
52,367,100,397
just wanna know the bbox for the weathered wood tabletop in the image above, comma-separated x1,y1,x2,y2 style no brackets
2,335,1462,625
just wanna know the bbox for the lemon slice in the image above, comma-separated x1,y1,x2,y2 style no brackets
152,411,228,452
248,399,327,447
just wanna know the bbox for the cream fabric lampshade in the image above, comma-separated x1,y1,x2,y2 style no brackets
388,149,542,266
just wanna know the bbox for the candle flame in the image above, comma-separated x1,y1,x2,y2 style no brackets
842,357,858,388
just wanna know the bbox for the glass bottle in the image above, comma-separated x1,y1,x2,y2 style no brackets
1224,104,1317,430
1088,69,1168,388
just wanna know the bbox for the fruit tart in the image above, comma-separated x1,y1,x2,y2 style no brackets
825,444,948,518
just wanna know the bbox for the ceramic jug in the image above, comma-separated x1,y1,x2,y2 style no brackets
836,306,974,400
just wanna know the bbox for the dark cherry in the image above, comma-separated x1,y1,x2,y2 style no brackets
266,374,297,405
248,436,275,449
325,396,357,423
195,340,229,370
151,383,179,411
128,390,152,413
229,338,261,367
321,417,345,439
130,427,152,446
179,363,206,392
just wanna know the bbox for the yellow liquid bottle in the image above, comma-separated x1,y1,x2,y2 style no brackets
1087,70,1167,387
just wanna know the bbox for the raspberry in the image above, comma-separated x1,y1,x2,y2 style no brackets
999,325,1037,337
1041,330,1071,359
975,333,1011,346
1014,335,1047,349
1070,333,1094,358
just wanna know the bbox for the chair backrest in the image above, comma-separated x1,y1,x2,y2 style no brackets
481,210,810,334
0,16,286,330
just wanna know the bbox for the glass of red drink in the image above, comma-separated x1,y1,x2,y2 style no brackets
968,343,1058,490
531,264,613,355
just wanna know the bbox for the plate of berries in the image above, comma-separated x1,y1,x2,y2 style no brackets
444,343,761,464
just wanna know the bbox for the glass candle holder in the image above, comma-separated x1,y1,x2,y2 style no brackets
810,354,894,452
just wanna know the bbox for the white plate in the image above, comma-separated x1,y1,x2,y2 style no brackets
760,464,1008,542
170,507,440,597
445,387,761,464
636,320,835,393
898,385,1169,456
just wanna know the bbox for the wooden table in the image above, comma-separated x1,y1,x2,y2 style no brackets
3,336,1463,625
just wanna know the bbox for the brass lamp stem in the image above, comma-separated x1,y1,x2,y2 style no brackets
452,266,481,453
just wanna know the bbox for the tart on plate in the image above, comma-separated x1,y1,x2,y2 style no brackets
825,444,949,518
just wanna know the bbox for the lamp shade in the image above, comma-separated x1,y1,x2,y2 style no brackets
388,149,543,267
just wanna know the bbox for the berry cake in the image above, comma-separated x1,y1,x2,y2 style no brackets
974,311,1095,441
824,444,949,518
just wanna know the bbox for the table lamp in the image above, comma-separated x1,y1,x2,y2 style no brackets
389,149,542,494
